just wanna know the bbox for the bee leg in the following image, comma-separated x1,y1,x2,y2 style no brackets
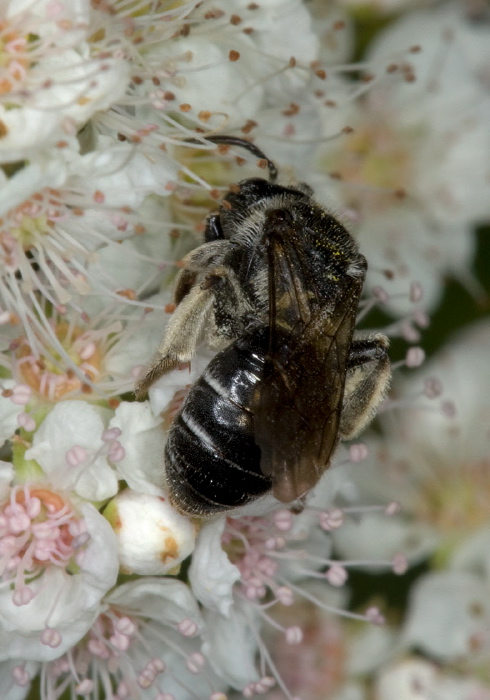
135,261,252,398
175,240,229,304
135,283,215,398
339,333,391,440
202,265,254,341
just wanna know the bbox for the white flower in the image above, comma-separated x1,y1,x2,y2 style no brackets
367,2,490,93
25,401,118,502
312,7,490,312
5,292,176,401
18,577,230,700
133,0,319,131
188,501,395,695
0,137,178,333
0,498,118,662
0,0,129,161
105,489,196,576
367,7,490,227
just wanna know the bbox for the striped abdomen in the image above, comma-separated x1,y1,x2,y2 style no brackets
164,328,271,516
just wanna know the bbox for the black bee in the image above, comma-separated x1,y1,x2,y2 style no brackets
136,136,390,516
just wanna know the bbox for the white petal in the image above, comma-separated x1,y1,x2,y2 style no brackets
106,577,202,630
359,208,467,315
398,321,490,466
402,570,489,660
28,50,129,123
375,659,439,700
451,526,490,580
347,623,398,676
0,152,70,215
0,107,61,163
332,512,438,566
0,659,40,700
139,36,263,126
203,605,259,688
25,401,118,501
78,503,120,607
331,684,365,700
0,381,25,449
110,401,165,496
188,518,240,616
72,138,179,208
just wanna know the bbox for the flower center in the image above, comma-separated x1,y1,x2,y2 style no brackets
1,190,67,261
0,485,87,606
0,21,29,95
14,322,103,400
322,115,417,213
342,122,412,190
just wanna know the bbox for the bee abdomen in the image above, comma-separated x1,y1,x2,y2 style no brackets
164,328,271,516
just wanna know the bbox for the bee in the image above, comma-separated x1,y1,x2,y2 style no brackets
136,136,391,517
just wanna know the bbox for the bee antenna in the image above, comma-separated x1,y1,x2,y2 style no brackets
187,135,278,183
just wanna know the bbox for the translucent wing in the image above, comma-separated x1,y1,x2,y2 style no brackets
252,209,364,503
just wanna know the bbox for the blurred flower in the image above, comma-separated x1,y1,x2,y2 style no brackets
375,657,490,700
312,5,490,312
333,320,490,569
264,582,396,700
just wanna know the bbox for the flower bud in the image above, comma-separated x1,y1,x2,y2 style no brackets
104,490,196,575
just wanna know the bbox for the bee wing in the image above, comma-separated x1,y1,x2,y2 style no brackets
253,210,363,503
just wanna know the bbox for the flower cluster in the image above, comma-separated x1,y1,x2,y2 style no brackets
1,1,489,699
